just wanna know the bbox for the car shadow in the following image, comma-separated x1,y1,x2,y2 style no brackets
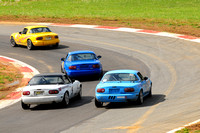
75,70,108,82
16,44,69,50
29,96,94,111
104,94,166,109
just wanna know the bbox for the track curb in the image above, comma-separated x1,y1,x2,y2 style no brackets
0,21,199,132
0,55,39,109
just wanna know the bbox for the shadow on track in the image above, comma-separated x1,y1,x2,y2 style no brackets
14,44,69,50
74,70,108,82
103,94,166,109
29,96,94,111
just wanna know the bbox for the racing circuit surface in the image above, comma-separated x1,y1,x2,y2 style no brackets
0,24,200,133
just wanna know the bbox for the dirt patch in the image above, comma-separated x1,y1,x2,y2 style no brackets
1,15,200,37
185,122,200,132
0,61,23,99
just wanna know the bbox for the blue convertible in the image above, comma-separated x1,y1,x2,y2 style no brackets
95,70,152,107
61,50,103,79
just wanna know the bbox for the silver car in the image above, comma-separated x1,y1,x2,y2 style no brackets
21,73,82,109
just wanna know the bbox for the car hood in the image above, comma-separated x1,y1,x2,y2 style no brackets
22,84,66,91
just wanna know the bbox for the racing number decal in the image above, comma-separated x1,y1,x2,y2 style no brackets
108,96,116,100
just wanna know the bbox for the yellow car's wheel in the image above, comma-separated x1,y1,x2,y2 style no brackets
27,39,34,50
10,36,17,47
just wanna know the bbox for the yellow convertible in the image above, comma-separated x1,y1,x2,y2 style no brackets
10,26,59,50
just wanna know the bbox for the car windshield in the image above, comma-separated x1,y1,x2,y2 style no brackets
28,75,65,85
102,73,138,82
29,27,51,33
68,53,96,61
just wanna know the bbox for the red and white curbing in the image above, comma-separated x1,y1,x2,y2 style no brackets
0,55,39,109
167,119,200,133
35,22,200,43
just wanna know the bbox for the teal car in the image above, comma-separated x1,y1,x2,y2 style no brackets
95,70,152,107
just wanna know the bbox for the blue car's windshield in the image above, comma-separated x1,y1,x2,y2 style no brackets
29,27,51,33
67,53,96,61
102,73,138,82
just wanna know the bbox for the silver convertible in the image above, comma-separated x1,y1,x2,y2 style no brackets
21,73,82,109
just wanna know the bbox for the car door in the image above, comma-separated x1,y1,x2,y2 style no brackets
20,28,29,45
137,72,148,94
63,75,80,98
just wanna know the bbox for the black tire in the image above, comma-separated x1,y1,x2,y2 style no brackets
53,43,59,48
147,85,152,97
27,39,34,50
136,90,144,105
61,92,69,106
61,65,64,73
95,98,103,108
21,101,30,110
76,87,82,100
10,36,17,47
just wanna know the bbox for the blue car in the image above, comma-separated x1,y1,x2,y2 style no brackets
95,70,152,107
61,50,103,79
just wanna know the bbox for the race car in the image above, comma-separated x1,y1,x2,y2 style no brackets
61,50,103,79
10,25,59,50
21,73,82,109
95,70,152,107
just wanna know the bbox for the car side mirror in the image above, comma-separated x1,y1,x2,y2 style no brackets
61,57,65,61
144,77,148,80
19,32,22,34
97,55,102,59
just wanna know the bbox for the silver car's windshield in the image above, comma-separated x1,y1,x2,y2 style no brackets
102,73,138,82
67,53,96,61
28,75,68,85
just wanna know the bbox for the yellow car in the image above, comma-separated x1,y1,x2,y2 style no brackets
10,26,59,50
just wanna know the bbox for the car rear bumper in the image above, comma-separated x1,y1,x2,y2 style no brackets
32,39,59,46
21,95,63,104
95,93,138,102
67,69,102,78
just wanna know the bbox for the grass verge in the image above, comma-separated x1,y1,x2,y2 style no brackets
0,61,23,99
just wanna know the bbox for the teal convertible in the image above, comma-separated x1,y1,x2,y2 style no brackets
95,70,152,107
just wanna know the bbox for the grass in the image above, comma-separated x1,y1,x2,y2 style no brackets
0,0,200,23
0,0,199,20
176,128,200,133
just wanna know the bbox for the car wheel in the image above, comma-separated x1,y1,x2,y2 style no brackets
21,101,30,110
147,84,152,97
61,65,64,73
62,92,69,106
137,90,144,105
76,87,82,100
27,39,34,50
10,37,17,47
95,98,103,108
53,43,59,48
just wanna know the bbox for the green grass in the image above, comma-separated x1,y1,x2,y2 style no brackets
0,74,13,84
0,0,200,23
176,128,200,133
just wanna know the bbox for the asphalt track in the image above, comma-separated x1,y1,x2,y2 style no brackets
0,24,200,133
